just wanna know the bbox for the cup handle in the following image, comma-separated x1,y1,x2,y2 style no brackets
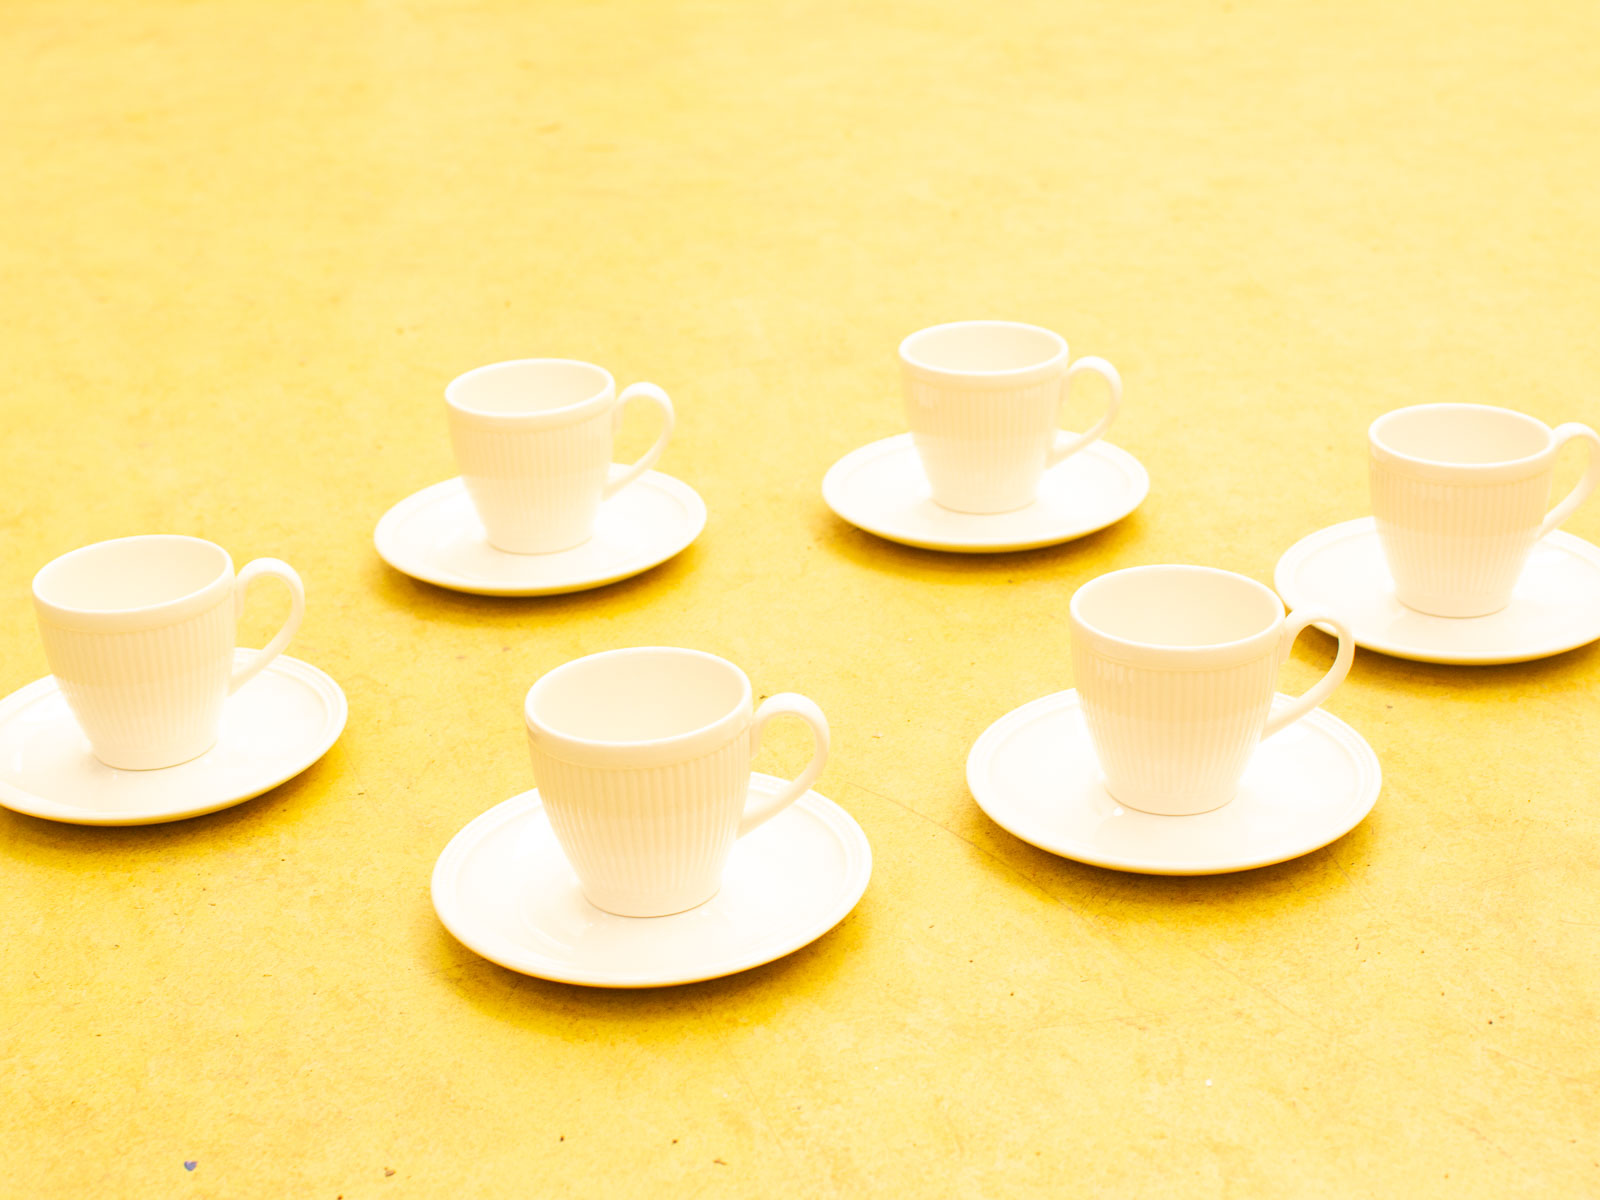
602,382,676,499
1261,609,1354,741
1536,423,1600,540
227,559,306,695
737,693,830,838
1045,356,1122,468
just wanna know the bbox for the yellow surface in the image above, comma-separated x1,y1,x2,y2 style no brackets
4,2,1599,1195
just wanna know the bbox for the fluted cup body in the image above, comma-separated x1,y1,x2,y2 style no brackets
904,373,1064,513
900,321,1121,514
32,535,304,770
525,647,830,917
1070,565,1353,816
1369,404,1600,617
528,720,753,918
447,359,674,555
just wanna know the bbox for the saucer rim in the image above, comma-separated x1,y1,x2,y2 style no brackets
966,688,1381,875
1274,517,1600,665
0,652,348,826
430,774,872,988
820,433,1149,553
374,470,708,596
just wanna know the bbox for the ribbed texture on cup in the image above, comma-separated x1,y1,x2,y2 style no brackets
450,409,613,553
36,600,234,769
529,733,751,916
1370,458,1551,617
1072,645,1278,815
903,375,1061,513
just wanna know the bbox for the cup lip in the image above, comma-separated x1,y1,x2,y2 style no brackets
1368,403,1556,481
1069,564,1286,669
445,358,616,428
898,320,1069,389
524,646,754,769
32,534,234,633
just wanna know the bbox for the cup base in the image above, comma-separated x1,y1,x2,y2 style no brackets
1102,779,1237,817
580,883,720,919
1395,594,1512,619
90,737,220,773
485,532,596,556
930,494,1036,517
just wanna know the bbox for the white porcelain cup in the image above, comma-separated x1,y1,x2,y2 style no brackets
899,320,1122,514
446,358,675,554
1069,565,1354,816
1369,403,1600,617
31,535,305,770
524,647,830,917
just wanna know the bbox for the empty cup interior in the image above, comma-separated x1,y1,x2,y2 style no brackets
900,321,1065,375
34,536,229,613
1371,404,1550,466
447,359,610,416
1073,565,1282,649
529,649,746,743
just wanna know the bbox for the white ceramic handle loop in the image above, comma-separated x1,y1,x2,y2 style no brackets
738,693,830,838
1261,609,1354,741
1046,356,1122,468
1536,422,1600,540
228,558,305,695
603,382,676,499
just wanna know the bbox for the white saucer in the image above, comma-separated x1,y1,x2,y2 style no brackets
1275,517,1600,665
375,470,706,596
821,433,1148,553
0,652,347,826
431,773,872,988
967,689,1380,875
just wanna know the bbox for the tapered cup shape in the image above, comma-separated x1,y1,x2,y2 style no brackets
525,647,829,917
32,535,305,770
1069,565,1354,815
1369,403,1600,617
899,320,1122,514
447,359,675,555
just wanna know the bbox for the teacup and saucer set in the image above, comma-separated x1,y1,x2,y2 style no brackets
968,564,1381,874
1276,404,1600,664
823,321,1148,552
0,535,347,825
376,358,707,595
433,647,871,987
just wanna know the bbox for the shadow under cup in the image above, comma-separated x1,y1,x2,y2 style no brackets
1069,566,1300,816
524,648,759,917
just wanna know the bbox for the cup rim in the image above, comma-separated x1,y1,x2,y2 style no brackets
1368,403,1555,475
524,646,753,768
32,534,234,631
898,320,1069,387
445,358,616,426
1069,564,1286,666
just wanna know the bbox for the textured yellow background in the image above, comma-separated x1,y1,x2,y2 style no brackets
4,1,1599,1196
